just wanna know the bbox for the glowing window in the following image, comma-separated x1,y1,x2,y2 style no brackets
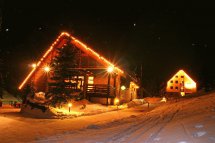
175,86,178,90
170,86,173,89
88,76,94,84
175,80,178,84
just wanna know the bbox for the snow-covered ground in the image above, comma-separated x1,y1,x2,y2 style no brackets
1,93,215,143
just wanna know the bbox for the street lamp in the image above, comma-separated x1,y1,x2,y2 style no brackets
68,103,72,112
114,98,119,109
107,66,114,73
106,66,114,106
43,66,50,73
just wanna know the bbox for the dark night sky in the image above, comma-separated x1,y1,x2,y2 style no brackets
0,0,215,91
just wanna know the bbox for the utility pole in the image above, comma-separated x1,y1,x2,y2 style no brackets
140,63,143,98
140,63,143,84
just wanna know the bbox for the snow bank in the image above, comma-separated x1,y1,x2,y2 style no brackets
127,99,145,108
3,92,215,143
20,99,123,119
20,104,57,119
19,96,166,119
1,90,21,104
36,92,215,143
126,97,166,108
144,97,163,103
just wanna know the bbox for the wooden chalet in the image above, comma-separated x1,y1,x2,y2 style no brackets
166,69,197,96
18,32,139,105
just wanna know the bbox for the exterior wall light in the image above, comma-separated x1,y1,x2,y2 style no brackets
121,85,126,91
107,66,114,73
32,63,37,68
43,66,50,72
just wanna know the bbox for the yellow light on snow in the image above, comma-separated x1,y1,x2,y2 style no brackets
181,92,185,96
114,98,119,105
68,103,72,112
160,97,167,102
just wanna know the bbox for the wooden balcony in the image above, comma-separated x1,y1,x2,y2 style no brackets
86,84,115,98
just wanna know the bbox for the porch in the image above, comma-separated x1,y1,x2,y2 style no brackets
86,84,116,105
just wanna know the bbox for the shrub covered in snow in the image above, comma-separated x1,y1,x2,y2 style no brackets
127,99,146,108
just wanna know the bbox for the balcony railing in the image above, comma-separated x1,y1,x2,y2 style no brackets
86,84,115,98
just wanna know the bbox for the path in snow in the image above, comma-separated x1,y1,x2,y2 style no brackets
1,93,215,143
36,93,215,143
0,104,149,143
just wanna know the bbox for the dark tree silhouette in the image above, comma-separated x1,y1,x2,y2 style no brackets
48,41,81,105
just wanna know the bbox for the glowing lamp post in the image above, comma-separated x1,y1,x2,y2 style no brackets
107,66,114,85
114,98,119,109
68,103,72,112
107,66,114,73
181,92,185,96
106,66,114,106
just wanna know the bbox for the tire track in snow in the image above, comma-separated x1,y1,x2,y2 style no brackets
180,122,195,142
105,104,181,143
144,108,180,143
102,115,160,143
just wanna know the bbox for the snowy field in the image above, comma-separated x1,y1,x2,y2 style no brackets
1,92,215,143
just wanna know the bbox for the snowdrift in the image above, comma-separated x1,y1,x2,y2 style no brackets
20,104,57,119
20,99,122,119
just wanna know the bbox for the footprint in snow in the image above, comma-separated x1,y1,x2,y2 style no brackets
153,137,160,141
130,115,136,118
193,131,206,137
86,124,101,129
195,124,203,129
177,141,187,143
209,137,215,141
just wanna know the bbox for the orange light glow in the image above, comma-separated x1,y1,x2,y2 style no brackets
32,63,37,68
181,92,185,96
68,103,72,107
114,98,119,105
68,103,72,112
121,85,126,90
107,66,114,73
166,69,197,95
18,68,37,90
43,66,50,72
160,97,167,102
18,32,124,90
184,82,196,89
70,36,123,73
